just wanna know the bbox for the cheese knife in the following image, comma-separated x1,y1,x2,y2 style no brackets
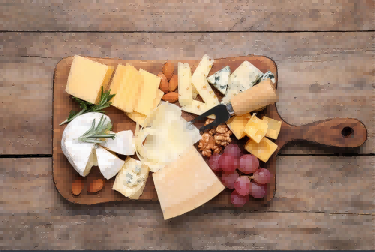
188,79,278,132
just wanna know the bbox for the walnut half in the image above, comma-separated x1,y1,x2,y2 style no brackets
198,119,232,157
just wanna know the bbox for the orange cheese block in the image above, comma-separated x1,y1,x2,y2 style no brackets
226,113,252,140
262,116,282,139
153,146,225,220
244,115,268,143
244,137,278,163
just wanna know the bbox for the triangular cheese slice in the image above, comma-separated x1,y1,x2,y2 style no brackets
96,146,125,180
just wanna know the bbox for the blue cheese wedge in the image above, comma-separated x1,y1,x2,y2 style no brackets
112,157,150,199
207,66,231,95
261,71,276,84
222,61,263,104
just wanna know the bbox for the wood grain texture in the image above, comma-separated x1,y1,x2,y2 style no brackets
53,55,278,205
1,213,373,250
2,157,373,215
1,0,373,32
0,32,373,155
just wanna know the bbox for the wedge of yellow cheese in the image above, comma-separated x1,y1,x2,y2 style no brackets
153,146,225,220
110,65,143,113
134,69,161,116
244,115,268,143
66,55,114,104
244,137,278,163
262,116,282,139
126,89,164,126
226,113,252,140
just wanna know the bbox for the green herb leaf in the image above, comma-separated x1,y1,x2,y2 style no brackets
77,115,115,144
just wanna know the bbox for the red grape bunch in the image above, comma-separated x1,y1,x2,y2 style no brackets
208,143,272,207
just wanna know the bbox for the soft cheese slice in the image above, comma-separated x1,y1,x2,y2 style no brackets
178,62,193,106
100,130,135,156
66,55,114,105
126,89,164,126
61,112,111,177
134,69,161,116
113,157,150,199
191,55,219,105
207,66,231,95
96,146,125,180
110,65,143,113
222,61,263,104
181,100,216,119
153,146,225,220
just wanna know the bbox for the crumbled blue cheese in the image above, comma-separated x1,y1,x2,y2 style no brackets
207,66,231,95
222,61,263,104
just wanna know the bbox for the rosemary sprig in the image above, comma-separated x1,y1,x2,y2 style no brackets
77,115,116,144
60,87,116,126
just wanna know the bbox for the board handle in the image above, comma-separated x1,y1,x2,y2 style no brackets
293,118,367,148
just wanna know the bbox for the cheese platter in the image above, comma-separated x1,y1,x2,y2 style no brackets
53,55,367,220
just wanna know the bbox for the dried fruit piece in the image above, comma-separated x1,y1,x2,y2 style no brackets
162,92,179,103
71,177,84,196
168,75,178,92
158,73,169,93
162,61,174,80
88,178,104,193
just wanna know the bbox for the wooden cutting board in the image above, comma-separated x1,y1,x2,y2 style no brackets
53,55,367,207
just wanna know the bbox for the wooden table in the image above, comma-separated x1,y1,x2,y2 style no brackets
0,1,374,250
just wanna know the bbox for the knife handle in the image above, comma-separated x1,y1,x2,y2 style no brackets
230,79,278,115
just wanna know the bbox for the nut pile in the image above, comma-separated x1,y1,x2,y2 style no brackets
198,119,232,157
160,61,178,103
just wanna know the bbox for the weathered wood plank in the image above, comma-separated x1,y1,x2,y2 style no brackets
0,32,373,154
0,57,56,155
0,0,373,32
0,213,373,250
1,157,373,214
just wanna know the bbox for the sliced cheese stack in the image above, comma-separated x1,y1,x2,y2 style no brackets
153,146,225,220
66,55,114,105
178,55,218,119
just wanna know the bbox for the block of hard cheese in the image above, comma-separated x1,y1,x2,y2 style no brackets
109,65,143,113
66,55,114,104
153,146,225,220
244,115,268,143
134,69,161,116
244,137,278,163
262,116,282,139
226,113,252,139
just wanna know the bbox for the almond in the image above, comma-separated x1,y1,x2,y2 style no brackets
158,73,169,93
162,92,179,103
168,74,178,92
71,177,84,196
162,61,174,80
88,179,104,193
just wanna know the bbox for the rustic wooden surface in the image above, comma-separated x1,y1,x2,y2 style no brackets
0,0,374,250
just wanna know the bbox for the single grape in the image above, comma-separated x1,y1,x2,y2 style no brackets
208,153,221,172
223,144,241,158
221,171,239,189
219,153,239,173
252,168,271,184
234,176,251,196
249,182,267,198
231,190,249,207
239,154,259,174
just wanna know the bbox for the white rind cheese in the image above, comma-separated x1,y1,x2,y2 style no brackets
113,157,150,199
207,66,231,95
222,61,263,104
61,112,111,177
100,130,135,156
96,146,125,180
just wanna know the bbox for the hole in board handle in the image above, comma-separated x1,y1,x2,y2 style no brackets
342,127,354,138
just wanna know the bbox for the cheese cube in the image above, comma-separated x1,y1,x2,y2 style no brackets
66,55,114,104
134,69,161,116
244,137,278,163
110,65,143,113
226,113,252,139
244,116,268,143
262,116,282,139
